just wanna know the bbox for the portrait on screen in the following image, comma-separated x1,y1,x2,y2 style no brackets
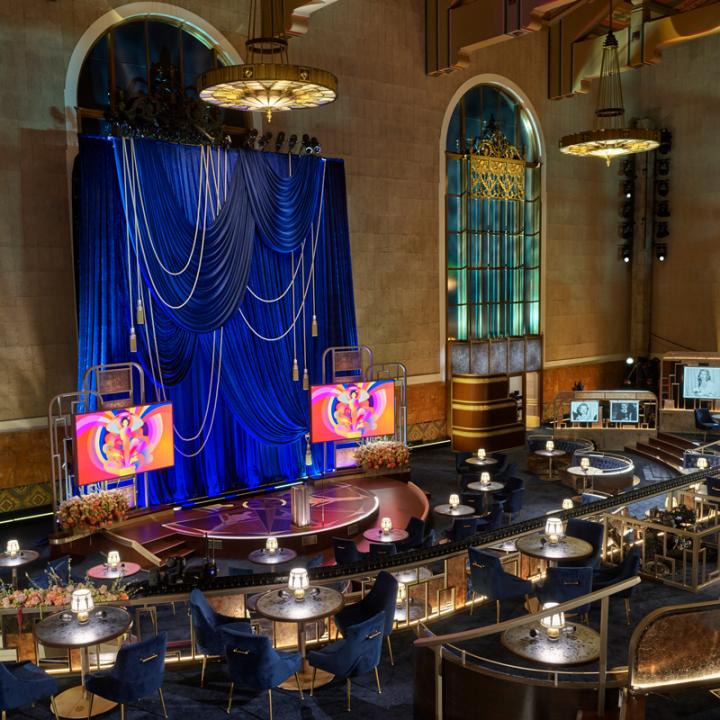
74,402,175,486
570,400,599,423
609,400,639,423
310,381,395,443
684,366,720,399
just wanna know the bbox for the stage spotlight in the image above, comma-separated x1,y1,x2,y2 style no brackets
621,201,634,219
620,222,634,241
287,134,298,153
620,245,632,263
620,158,634,176
258,132,272,150
621,181,633,198
657,158,670,176
656,201,670,218
626,356,635,366
274,131,286,152
655,243,667,262
659,129,672,155
656,179,669,197
301,134,312,154
245,128,258,149
655,221,669,239
310,137,321,154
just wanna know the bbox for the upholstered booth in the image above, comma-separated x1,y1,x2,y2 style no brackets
566,451,636,494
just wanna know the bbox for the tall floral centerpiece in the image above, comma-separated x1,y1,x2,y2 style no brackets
57,490,129,533
353,441,410,471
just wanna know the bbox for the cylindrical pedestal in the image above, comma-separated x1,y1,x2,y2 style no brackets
291,484,311,527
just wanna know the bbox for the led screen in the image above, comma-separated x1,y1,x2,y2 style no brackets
683,366,720,399
609,400,639,423
570,400,599,423
74,402,174,486
310,381,395,443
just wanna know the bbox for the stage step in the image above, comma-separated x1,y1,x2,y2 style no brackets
648,437,685,458
628,443,682,473
145,536,191,557
657,432,698,450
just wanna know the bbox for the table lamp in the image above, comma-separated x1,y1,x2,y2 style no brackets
697,457,709,471
6,540,19,559
562,498,574,510
480,472,491,487
477,448,486,460
580,457,591,472
545,440,555,452
288,568,309,602
107,550,121,570
545,517,564,545
380,517,393,535
71,588,94,624
265,536,279,554
449,494,460,511
540,602,565,641
396,582,407,607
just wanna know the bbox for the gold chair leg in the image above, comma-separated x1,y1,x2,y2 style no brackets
120,705,125,720
386,636,394,666
469,591,476,616
158,688,168,719
295,672,304,700
311,667,317,696
226,682,234,715
624,598,632,626
374,666,382,694
51,695,60,720
87,693,94,720
496,600,501,624
200,656,207,687
3,709,7,720
346,678,351,712
268,689,273,720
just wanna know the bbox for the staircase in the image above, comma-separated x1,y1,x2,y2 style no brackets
144,531,195,565
626,432,698,472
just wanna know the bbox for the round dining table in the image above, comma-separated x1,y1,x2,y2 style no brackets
534,448,566,481
465,480,504,513
464,456,498,469
362,527,409,544
501,622,600,665
515,533,593,567
86,562,142,581
34,606,132,718
0,550,39,586
248,547,298,566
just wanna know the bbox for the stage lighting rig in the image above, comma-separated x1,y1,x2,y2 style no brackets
258,131,273,150
288,134,298,152
619,244,632,263
274,131,286,152
655,243,667,262
311,137,321,155
244,128,258,149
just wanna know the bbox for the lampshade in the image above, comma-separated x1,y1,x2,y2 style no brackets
265,536,279,553
449,494,460,509
545,440,555,452
107,551,121,569
562,498,574,510
381,517,393,534
396,582,407,607
580,457,591,471
71,588,94,623
545,517,565,544
6,540,19,558
540,602,565,640
477,448,486,460
697,457,709,471
480,472,491,486
288,568,309,602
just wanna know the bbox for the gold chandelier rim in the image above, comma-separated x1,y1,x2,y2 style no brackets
559,127,660,152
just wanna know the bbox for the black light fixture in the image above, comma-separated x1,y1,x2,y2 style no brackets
274,131,286,152
244,128,258,149
287,134,298,152
310,137,321,154
620,245,632,263
655,243,667,262
258,131,272,150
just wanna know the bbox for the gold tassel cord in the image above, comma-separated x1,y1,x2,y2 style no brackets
302,368,309,391
129,327,137,353
292,358,299,382
136,299,145,326
311,314,318,338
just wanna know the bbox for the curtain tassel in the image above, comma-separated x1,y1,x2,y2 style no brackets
305,439,313,467
292,358,299,382
129,327,137,353
302,368,309,391
311,314,318,337
136,299,145,326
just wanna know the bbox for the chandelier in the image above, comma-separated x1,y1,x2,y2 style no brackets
469,121,525,201
559,0,659,166
199,1,337,122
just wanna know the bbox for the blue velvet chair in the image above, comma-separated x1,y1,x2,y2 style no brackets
396,516,426,551
332,537,366,566
561,518,604,568
468,547,533,623
501,487,525,522
221,625,302,719
189,588,251,686
442,518,478,542
475,503,505,532
334,570,398,665
455,452,477,483
592,546,641,624
85,633,167,720
0,661,59,720
29,556,77,589
368,542,397,557
538,567,593,623
695,407,720,440
489,452,509,477
308,611,385,712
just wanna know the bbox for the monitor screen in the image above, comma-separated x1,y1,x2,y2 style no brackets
570,400,599,423
609,400,639,423
74,402,175,486
310,381,395,443
683,366,720,399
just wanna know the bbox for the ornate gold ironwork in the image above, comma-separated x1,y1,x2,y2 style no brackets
469,128,525,201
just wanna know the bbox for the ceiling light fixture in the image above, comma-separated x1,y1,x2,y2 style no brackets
199,0,337,122
559,0,659,166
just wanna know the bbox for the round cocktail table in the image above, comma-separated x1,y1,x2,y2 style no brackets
465,480,504,513
465,456,498,469
87,562,142,580
0,550,39,586
248,548,298,566
534,449,566,481
362,528,409,544
515,533,593,567
501,622,600,665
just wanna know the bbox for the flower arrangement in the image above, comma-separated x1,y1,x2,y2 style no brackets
0,581,129,610
353,441,410,470
58,490,129,531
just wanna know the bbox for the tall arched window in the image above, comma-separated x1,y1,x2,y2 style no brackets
446,84,541,341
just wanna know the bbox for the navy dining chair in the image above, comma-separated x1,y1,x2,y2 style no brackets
592,546,642,624
332,537,366,565
0,661,59,720
368,542,397,558
537,566,593,623
561,518,604,568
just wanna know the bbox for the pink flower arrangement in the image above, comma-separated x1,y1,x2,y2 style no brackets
58,490,129,531
353,441,410,470
0,580,129,610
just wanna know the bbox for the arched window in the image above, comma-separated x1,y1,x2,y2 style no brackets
77,18,250,143
446,84,541,341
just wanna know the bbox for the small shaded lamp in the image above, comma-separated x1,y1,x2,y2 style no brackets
477,448,486,460
71,588,94,624
540,602,565,641
288,568,309,602
562,498,574,510
381,517,393,535
580,457,591,474
107,551,121,571
545,517,564,545
396,582,407,608
448,494,460,511
6,540,19,559
265,536,279,554
545,440,555,452
697,457,709,471
480,471,491,487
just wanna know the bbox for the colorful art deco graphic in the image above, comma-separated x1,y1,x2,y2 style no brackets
310,380,395,443
74,403,175,486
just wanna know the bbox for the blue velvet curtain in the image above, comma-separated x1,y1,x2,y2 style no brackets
76,136,357,505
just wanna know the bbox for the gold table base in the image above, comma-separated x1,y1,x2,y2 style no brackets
54,686,117,719
279,665,334,691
